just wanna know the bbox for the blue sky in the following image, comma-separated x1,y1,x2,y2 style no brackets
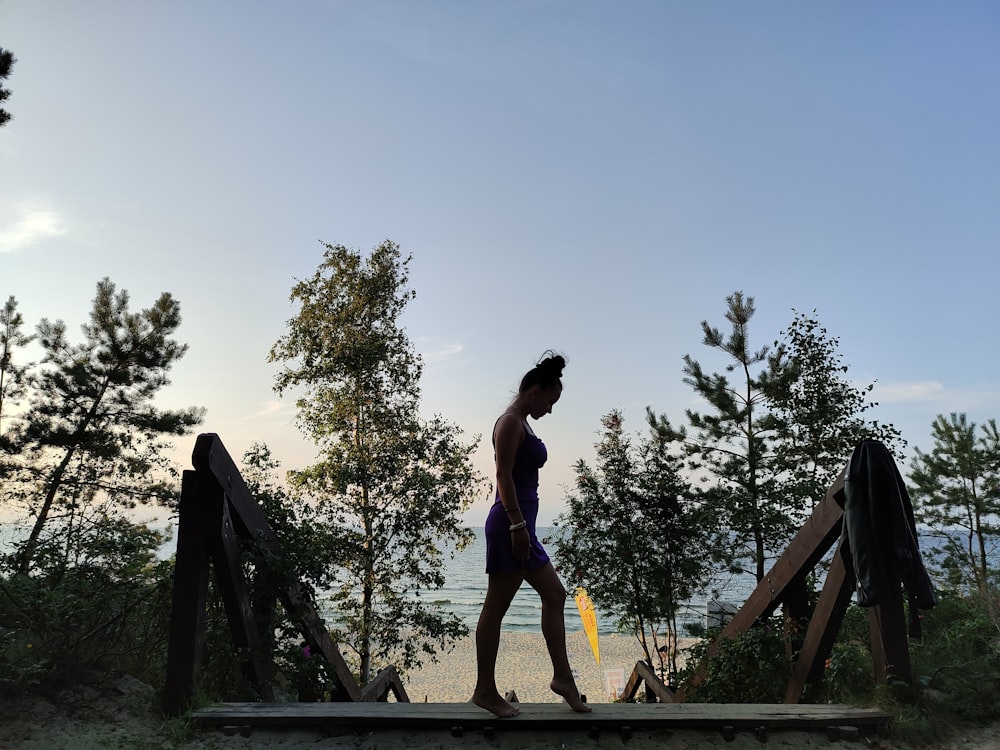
3,1,998,525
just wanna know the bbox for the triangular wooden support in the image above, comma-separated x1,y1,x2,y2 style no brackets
676,473,847,702
621,660,677,703
676,454,922,704
164,433,408,714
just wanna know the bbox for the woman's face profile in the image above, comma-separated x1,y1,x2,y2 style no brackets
529,384,561,420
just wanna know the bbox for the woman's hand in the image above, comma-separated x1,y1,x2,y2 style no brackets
511,526,531,562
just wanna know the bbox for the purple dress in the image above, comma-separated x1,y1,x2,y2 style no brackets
484,421,551,574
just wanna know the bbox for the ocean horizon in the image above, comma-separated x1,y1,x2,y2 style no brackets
317,526,758,635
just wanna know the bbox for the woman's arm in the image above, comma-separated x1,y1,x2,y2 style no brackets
494,412,531,560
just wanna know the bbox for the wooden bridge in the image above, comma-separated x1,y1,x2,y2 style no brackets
192,701,889,743
167,435,917,743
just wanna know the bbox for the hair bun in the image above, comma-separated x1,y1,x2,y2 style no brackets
518,350,567,393
537,351,566,379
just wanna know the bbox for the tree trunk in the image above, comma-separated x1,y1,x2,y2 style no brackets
16,376,109,574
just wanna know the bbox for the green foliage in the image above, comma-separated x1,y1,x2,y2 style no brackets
268,240,483,683
910,413,1000,602
0,295,35,436
767,310,904,511
276,639,339,702
837,596,1000,747
553,409,714,680
822,642,875,703
664,291,790,583
0,514,174,695
184,576,266,703
666,298,902,586
676,592,999,732
1,280,203,575
680,615,790,703
909,591,1000,722
677,594,999,746
0,280,203,705
0,47,14,128
801,601,876,706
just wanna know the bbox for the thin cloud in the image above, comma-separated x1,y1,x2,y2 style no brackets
243,400,290,420
0,201,66,252
873,381,945,403
421,342,463,363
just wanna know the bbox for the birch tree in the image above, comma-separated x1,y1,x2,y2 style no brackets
269,240,483,682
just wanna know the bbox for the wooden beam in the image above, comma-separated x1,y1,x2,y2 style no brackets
163,470,213,714
676,474,845,700
784,544,854,703
208,487,275,701
622,660,676,703
361,666,410,702
724,479,845,642
194,701,891,732
192,433,274,542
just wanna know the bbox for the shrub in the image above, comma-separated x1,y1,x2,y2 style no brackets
680,615,790,703
0,519,174,695
910,591,1000,723
822,641,875,703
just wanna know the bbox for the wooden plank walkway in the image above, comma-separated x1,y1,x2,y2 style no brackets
193,701,890,734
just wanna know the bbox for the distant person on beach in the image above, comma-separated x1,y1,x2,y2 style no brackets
471,351,591,718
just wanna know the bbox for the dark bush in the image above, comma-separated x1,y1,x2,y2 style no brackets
680,615,790,703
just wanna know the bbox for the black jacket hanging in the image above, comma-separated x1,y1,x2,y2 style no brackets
838,439,937,637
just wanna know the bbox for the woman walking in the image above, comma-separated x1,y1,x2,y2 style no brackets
471,351,591,718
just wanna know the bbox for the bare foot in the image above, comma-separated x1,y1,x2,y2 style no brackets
550,677,592,712
472,689,520,718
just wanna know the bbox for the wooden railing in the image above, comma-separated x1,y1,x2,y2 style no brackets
163,433,408,714
630,441,927,704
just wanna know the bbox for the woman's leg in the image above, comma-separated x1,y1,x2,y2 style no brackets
524,563,591,712
472,570,524,717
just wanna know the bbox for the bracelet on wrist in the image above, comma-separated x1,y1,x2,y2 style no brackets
509,520,527,532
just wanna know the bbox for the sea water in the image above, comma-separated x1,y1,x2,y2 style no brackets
375,527,760,635
130,521,780,635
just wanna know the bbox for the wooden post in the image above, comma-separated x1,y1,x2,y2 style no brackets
868,565,912,686
163,470,213,714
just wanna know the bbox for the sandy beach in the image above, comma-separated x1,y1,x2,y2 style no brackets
1,631,998,749
405,630,655,705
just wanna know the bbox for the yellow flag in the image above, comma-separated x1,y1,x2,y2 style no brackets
575,587,600,665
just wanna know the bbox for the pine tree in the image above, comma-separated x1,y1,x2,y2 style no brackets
670,297,901,584
0,296,35,441
4,279,203,574
909,413,1000,598
0,47,15,128
268,240,483,682
671,291,785,582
